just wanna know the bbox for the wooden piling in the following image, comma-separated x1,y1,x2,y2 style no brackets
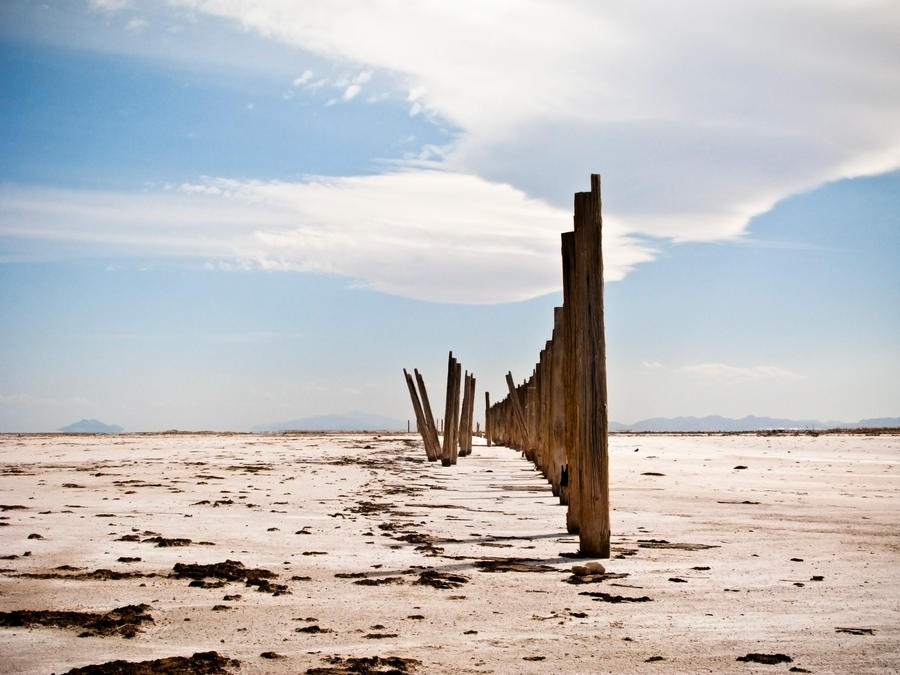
441,352,458,466
466,373,476,454
414,368,441,462
571,174,609,557
458,371,471,457
449,360,462,465
485,392,492,446
505,371,529,451
561,229,579,534
550,306,568,504
403,368,431,460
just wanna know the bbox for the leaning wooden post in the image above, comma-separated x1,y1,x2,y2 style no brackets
414,368,441,462
403,368,433,460
505,371,529,451
573,174,610,558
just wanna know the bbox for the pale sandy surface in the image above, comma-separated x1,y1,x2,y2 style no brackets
0,432,898,674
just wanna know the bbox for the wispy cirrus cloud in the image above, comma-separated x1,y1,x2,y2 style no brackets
89,0,131,11
0,392,94,408
0,172,654,303
0,392,56,407
293,70,313,87
677,363,801,383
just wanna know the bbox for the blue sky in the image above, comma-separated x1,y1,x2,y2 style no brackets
1,0,898,431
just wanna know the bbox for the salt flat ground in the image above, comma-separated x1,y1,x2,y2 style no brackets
0,432,897,674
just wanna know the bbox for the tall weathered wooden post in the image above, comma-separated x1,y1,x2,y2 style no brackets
571,174,610,557
459,371,471,456
449,360,462,464
485,392,492,446
550,306,568,504
561,230,579,534
441,352,458,466
464,373,476,455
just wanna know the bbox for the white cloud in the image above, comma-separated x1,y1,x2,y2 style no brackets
641,361,665,370
204,331,307,344
90,0,131,11
124,17,147,31
293,70,313,86
0,392,94,408
677,363,801,383
166,0,900,240
0,393,56,407
330,71,372,102
0,174,653,304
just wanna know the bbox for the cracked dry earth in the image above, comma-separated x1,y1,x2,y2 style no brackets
0,432,898,673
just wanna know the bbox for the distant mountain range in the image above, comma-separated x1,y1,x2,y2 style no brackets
609,415,900,432
54,414,898,434
59,419,124,433
251,411,407,432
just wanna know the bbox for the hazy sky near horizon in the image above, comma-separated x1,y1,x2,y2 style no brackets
1,0,898,431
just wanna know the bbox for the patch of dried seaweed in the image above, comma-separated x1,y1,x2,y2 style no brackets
60,650,239,674
578,591,652,603
414,569,468,589
14,569,154,581
305,655,419,674
171,560,288,595
637,539,719,551
0,603,153,638
474,557,559,573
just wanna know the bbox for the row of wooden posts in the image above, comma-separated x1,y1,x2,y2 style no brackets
405,174,610,558
403,351,476,467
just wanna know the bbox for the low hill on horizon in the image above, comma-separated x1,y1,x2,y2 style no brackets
251,411,407,432
609,415,900,432
58,419,124,434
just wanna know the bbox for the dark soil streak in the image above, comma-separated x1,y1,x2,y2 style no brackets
0,604,153,638
60,651,239,674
